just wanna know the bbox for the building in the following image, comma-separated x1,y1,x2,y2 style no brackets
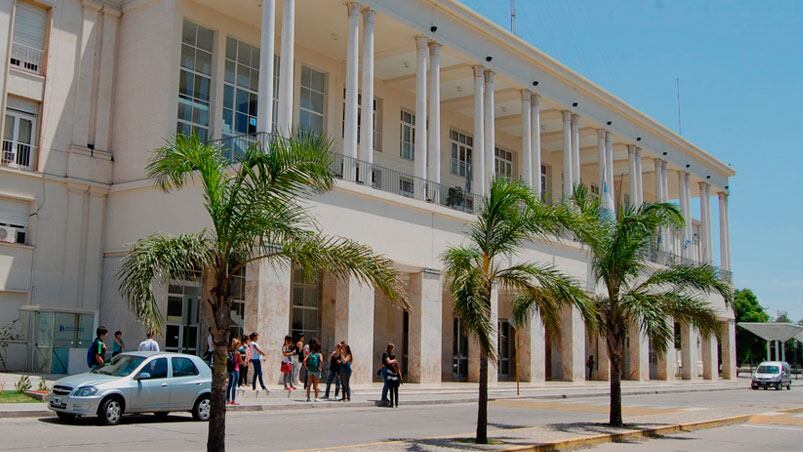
0,0,735,384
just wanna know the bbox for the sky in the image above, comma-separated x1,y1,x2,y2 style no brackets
461,0,803,320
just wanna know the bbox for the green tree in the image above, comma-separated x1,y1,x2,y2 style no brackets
565,186,733,426
442,178,590,444
775,311,792,323
733,289,769,365
117,134,405,452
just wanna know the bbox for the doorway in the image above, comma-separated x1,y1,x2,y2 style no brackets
165,278,201,355
452,317,469,380
498,319,515,380
28,310,94,374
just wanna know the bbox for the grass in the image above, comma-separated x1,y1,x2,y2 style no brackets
0,390,38,403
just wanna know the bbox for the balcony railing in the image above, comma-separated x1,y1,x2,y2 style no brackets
645,245,732,283
1,140,34,170
9,42,44,75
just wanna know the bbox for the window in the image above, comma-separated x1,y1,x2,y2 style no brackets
177,20,214,141
0,198,29,244
229,268,245,339
3,97,38,170
140,358,168,379
291,267,320,340
494,147,513,180
10,2,47,74
450,129,472,178
540,165,548,199
399,176,414,197
341,92,382,151
171,357,200,377
299,65,326,134
400,110,415,161
223,37,259,140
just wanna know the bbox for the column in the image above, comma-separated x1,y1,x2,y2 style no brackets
277,0,296,136
427,41,441,189
679,172,692,259
358,8,376,173
634,147,644,205
520,90,533,187
562,111,573,197
571,114,581,188
699,182,712,263
472,66,485,196
408,270,443,383
626,321,649,381
605,131,616,214
92,7,120,152
701,332,718,380
597,130,614,212
483,70,496,193
469,285,498,384
627,145,638,207
244,259,291,385
721,319,736,380
72,1,101,147
518,310,546,383
681,323,699,380
414,36,428,195
334,275,376,384
595,334,611,381
531,94,542,198
342,2,361,181
257,0,276,134
655,319,677,380
559,304,585,381
654,159,666,253
718,192,731,271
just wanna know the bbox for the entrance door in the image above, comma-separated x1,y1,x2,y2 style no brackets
452,318,469,380
165,279,201,354
30,311,94,374
498,320,515,380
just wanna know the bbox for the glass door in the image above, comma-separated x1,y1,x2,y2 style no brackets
498,320,515,380
166,278,201,354
452,318,469,380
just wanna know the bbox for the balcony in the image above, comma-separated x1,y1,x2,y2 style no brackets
1,139,34,170
645,246,732,283
9,42,44,75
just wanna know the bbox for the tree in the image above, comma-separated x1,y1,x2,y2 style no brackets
442,178,590,444
775,311,792,323
733,289,769,365
565,185,733,427
117,134,405,452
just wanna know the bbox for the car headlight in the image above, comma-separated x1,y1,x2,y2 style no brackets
73,386,98,397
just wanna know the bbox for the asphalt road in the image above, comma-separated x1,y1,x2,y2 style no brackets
1,388,801,451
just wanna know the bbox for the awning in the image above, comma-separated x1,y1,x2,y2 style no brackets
738,322,803,342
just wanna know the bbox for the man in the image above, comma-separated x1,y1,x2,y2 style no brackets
380,343,397,406
586,354,595,380
87,326,108,369
138,330,160,351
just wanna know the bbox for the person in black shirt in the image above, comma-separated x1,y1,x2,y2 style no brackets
386,354,402,408
324,342,342,399
380,343,397,406
86,326,108,369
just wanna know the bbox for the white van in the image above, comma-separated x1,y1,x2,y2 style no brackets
751,361,792,390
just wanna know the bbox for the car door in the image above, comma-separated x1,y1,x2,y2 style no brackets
170,356,204,409
131,357,170,412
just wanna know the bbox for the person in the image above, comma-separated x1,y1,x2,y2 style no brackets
293,333,305,386
87,326,108,369
112,331,125,357
249,332,269,392
281,335,296,391
226,338,242,406
304,338,323,402
339,344,353,402
386,354,402,408
586,354,595,380
138,330,160,351
204,327,214,364
380,343,398,406
238,335,251,387
324,342,342,399
301,343,310,390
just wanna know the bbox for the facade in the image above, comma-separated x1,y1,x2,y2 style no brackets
0,0,736,385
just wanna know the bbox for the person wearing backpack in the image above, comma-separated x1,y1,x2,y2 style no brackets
304,338,323,402
226,338,242,406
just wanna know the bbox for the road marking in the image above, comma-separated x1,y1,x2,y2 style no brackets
740,423,803,432
680,407,708,412
757,411,783,416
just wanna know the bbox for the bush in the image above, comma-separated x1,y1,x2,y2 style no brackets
37,379,48,392
14,375,31,393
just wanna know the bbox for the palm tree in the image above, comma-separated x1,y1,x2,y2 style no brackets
442,178,591,444
566,185,732,426
117,133,405,452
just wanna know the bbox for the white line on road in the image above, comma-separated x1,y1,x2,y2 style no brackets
740,424,803,432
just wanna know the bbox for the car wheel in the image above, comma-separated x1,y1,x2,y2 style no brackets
56,412,76,422
98,397,123,426
192,395,211,421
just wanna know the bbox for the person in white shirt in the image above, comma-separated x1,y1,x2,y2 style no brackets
249,332,268,392
138,330,160,352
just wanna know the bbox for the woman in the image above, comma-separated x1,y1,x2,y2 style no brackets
112,331,125,357
304,338,323,402
301,343,310,390
293,333,305,387
339,344,353,402
249,332,269,392
324,342,342,399
281,335,295,391
226,338,242,406
386,354,402,408
238,335,251,387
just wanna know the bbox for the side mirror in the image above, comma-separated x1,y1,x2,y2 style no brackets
135,372,151,381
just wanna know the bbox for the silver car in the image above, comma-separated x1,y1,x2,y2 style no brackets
48,351,211,425
751,361,792,390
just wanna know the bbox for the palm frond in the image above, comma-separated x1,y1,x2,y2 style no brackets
638,264,733,305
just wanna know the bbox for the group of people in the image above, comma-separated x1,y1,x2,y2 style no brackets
281,335,353,403
223,332,269,406
85,326,162,369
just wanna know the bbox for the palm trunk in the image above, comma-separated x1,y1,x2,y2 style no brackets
476,351,489,444
607,334,624,427
208,340,228,451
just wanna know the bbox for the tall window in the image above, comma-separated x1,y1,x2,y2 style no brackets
223,37,259,139
0,198,29,245
299,65,326,135
229,268,246,339
540,165,548,196
177,20,214,141
400,110,415,161
291,267,320,340
2,97,38,170
10,2,47,74
341,92,382,152
494,147,513,180
450,129,472,178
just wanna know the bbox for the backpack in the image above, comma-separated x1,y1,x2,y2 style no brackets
226,352,235,373
307,353,320,372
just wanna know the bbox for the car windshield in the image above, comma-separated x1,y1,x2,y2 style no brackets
757,365,780,374
92,354,146,377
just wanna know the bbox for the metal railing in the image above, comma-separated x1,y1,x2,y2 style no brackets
645,244,732,283
1,139,34,170
9,42,44,75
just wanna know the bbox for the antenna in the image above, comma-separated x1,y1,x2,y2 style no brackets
510,0,516,34
676,77,682,135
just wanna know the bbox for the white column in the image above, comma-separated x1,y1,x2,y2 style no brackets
699,182,712,263
562,111,573,197
560,304,585,381
92,8,120,152
245,259,291,385
427,41,441,186
342,2,360,182
605,131,615,213
702,333,718,380
358,8,376,172
520,90,533,187
627,145,637,207
257,0,276,134
483,70,496,192
571,114,581,188
414,36,428,195
72,1,101,147
679,172,691,259
277,0,296,136
531,94,542,198
660,161,669,204
654,159,665,252
681,323,699,380
408,271,443,383
634,147,644,205
472,66,485,196
721,320,735,380
518,311,546,383
597,129,606,199
334,275,376,384
718,192,731,271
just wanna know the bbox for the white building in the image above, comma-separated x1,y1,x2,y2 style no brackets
0,0,735,383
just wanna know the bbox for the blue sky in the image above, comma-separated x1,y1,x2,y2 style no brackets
461,0,803,320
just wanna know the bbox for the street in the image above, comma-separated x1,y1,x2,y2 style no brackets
0,387,801,451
